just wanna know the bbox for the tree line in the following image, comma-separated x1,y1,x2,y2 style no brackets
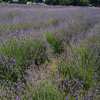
44,0,100,6
2,0,100,6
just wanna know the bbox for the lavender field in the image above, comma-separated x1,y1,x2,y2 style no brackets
0,4,100,100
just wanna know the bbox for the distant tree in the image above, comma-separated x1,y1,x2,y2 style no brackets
80,0,89,6
35,0,42,2
45,0,52,4
45,0,59,5
59,0,74,5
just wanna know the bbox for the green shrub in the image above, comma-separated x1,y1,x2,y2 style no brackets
45,33,64,54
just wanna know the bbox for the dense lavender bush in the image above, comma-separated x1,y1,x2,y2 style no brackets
58,23,100,99
0,32,49,84
45,32,64,54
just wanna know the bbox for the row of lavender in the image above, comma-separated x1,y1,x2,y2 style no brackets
0,4,100,100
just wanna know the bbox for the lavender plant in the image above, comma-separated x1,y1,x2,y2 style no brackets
0,33,49,84
45,32,64,54
58,26,100,98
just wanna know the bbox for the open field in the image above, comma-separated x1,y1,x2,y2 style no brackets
0,4,100,100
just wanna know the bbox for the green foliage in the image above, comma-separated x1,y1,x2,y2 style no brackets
51,20,58,27
89,3,93,6
77,14,84,18
45,33,64,54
